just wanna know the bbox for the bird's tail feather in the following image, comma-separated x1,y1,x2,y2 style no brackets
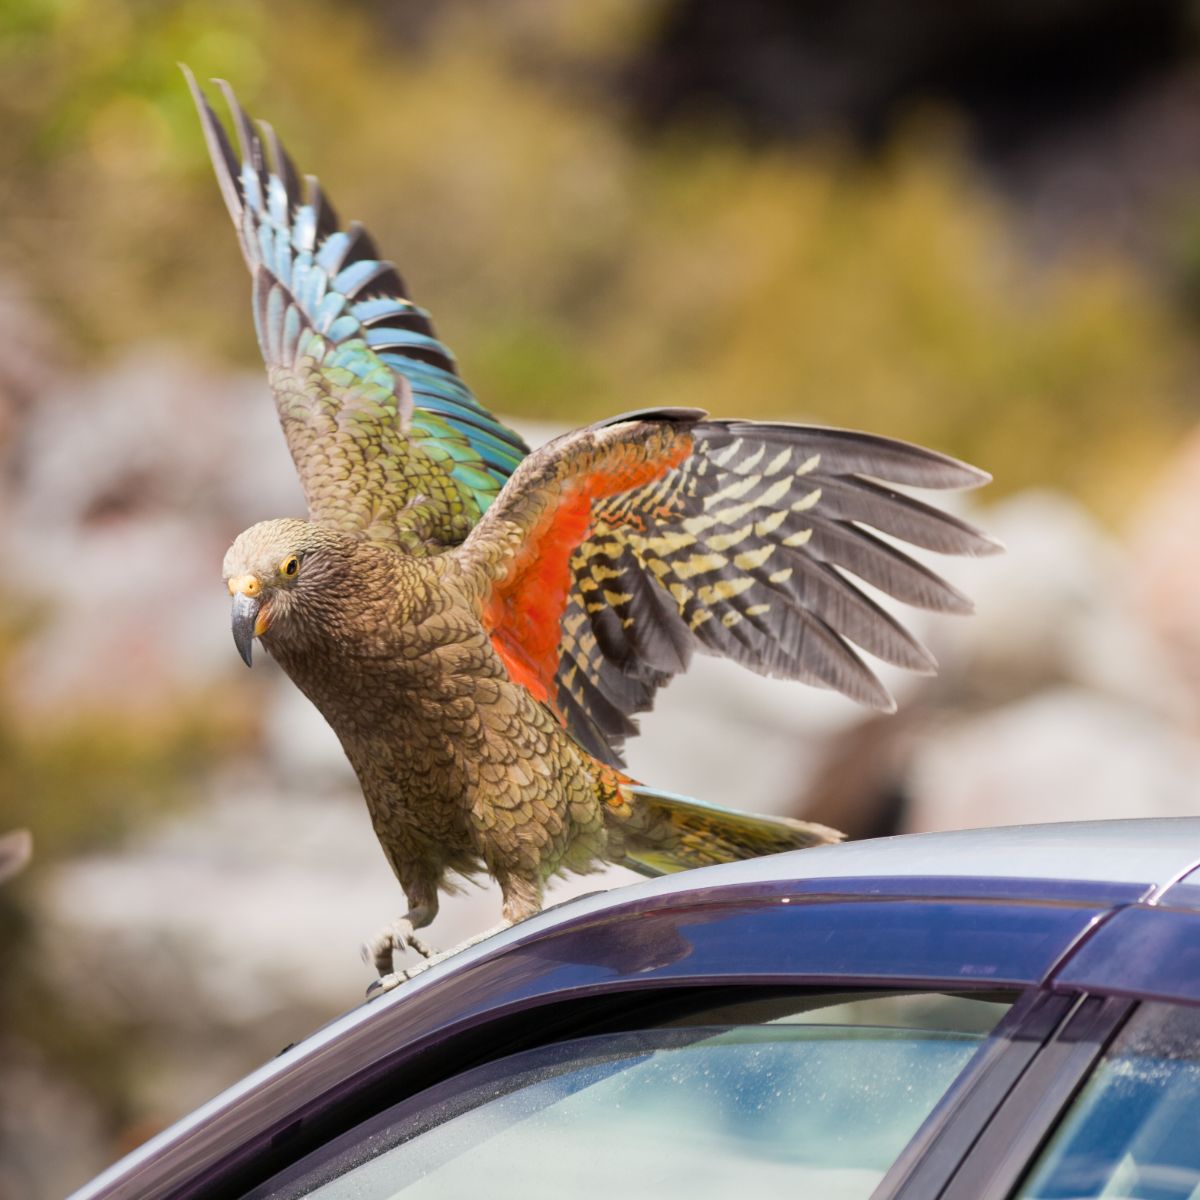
616,784,842,877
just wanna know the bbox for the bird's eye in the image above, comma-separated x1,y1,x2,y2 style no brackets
280,554,301,578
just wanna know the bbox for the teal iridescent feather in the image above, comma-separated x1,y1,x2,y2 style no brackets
186,68,530,521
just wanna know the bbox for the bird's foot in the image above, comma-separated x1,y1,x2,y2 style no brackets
363,921,514,1000
363,939,444,1000
362,917,435,979
365,965,428,999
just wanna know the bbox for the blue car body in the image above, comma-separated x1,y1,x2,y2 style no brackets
70,818,1200,1200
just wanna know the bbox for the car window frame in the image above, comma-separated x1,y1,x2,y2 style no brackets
240,986,1030,1200
69,885,1127,1200
915,902,1200,1200
921,993,1135,1200
1006,996,1200,1199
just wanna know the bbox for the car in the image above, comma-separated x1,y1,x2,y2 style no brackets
69,818,1200,1200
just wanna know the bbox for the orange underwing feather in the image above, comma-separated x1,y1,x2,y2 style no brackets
484,435,693,710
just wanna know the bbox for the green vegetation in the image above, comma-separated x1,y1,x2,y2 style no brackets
0,603,249,861
0,0,1193,519
0,603,250,1163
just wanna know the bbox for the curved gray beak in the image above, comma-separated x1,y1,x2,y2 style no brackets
231,591,261,668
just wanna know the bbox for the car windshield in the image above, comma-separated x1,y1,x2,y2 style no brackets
1017,1001,1200,1199
250,991,1011,1200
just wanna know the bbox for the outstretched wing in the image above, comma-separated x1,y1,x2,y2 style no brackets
461,411,999,764
185,68,529,551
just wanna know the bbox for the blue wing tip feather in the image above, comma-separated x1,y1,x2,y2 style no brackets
188,67,531,504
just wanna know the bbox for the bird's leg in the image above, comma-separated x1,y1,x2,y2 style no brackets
362,879,439,987
363,913,435,998
362,912,435,974
364,875,543,999
406,920,512,970
500,873,543,925
366,918,514,999
404,876,540,970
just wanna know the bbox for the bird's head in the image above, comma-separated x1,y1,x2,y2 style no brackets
223,518,347,666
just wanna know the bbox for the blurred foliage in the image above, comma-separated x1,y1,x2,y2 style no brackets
0,598,252,1178
0,602,246,863
0,0,1194,522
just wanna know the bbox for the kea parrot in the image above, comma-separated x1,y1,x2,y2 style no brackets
186,70,999,991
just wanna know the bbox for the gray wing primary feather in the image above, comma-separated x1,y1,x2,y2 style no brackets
800,515,976,613
745,549,938,671
552,416,996,758
702,421,992,489
810,473,1002,556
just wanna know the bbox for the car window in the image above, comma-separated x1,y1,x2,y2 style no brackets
1017,1001,1200,1199
247,991,1013,1200
660,989,1013,1034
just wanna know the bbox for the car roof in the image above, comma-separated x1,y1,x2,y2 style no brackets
503,818,1200,941
69,818,1200,1200
406,819,1195,970
370,817,1200,1008
655,817,1200,893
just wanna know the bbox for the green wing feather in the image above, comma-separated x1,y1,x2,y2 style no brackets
185,67,529,551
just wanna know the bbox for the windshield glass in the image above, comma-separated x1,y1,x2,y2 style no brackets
251,991,1012,1200
1018,1001,1200,1199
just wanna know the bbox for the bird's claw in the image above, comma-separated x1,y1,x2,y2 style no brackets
362,917,435,979
361,918,513,999
365,961,431,999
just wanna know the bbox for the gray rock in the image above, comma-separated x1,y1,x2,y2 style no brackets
908,687,1200,831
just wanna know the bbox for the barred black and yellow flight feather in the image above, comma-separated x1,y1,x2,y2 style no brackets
542,413,1000,764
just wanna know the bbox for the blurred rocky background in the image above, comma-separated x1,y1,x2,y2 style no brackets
5,0,1200,1195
